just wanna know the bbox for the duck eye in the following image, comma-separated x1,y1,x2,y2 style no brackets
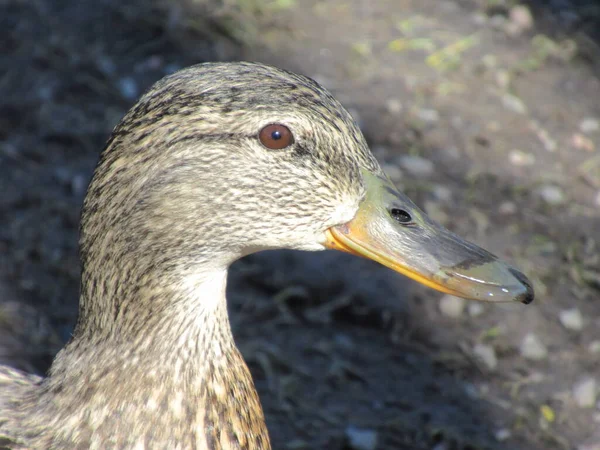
259,124,294,150
390,208,412,224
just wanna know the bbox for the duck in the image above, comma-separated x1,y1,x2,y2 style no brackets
0,62,533,449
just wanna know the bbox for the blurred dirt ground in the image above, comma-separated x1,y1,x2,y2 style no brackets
1,0,600,449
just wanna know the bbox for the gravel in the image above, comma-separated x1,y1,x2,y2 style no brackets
439,295,466,318
573,378,597,408
345,426,378,450
580,118,600,134
398,155,435,177
473,343,498,370
559,308,584,331
468,302,485,317
537,185,566,205
520,333,548,360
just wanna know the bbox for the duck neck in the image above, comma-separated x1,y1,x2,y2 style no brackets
43,267,271,448
67,266,236,370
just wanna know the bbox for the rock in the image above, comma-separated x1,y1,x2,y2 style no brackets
559,308,584,331
118,77,139,101
473,343,498,370
509,149,535,167
416,108,439,123
386,98,403,115
573,378,596,408
537,185,566,205
589,341,600,353
520,333,548,360
398,155,434,177
580,117,600,134
572,133,595,152
502,93,527,114
494,428,512,442
432,443,449,450
444,146,461,159
432,185,452,202
468,302,485,317
472,12,487,26
495,70,511,89
97,55,116,75
345,426,378,450
439,295,466,318
505,5,534,36
71,174,88,197
530,121,558,152
498,201,517,215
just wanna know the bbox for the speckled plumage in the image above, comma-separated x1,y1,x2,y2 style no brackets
0,62,382,449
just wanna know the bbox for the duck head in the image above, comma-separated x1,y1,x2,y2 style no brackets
80,62,532,336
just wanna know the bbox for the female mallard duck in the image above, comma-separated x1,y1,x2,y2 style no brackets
0,62,533,449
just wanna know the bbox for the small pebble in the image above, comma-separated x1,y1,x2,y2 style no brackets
502,93,527,114
496,70,511,89
468,302,485,317
432,185,452,202
118,77,139,101
481,54,497,69
398,155,434,177
97,55,117,75
505,5,533,36
559,308,584,331
537,185,566,205
498,201,517,215
580,118,600,134
472,12,487,26
439,295,466,318
573,378,596,408
509,149,535,167
71,174,88,197
416,108,439,123
520,333,548,360
530,121,558,152
464,382,479,399
386,98,403,114
494,428,512,442
345,426,378,450
589,341,600,353
473,343,498,370
444,146,461,159
572,133,595,152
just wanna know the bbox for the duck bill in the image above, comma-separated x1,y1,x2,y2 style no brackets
325,170,534,304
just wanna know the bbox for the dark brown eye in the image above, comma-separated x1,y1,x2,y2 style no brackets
259,124,294,150
390,208,412,224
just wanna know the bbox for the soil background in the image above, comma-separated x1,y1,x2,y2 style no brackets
1,0,600,449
